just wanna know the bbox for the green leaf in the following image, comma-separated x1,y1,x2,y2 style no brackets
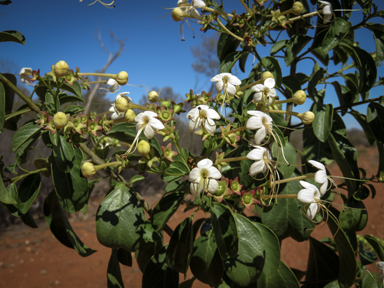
327,133,358,197
142,245,179,288
324,281,340,288
166,216,193,275
11,122,41,151
362,271,379,288
304,237,339,286
217,24,240,62
307,62,325,99
107,123,138,143
224,214,264,287
210,202,238,260
349,110,375,145
52,134,75,172
359,242,377,266
151,191,185,232
365,22,384,63
271,141,297,179
331,82,353,116
253,222,299,288
262,172,315,241
17,173,41,214
270,39,287,55
327,208,356,288
0,83,5,132
322,18,352,52
284,34,312,66
64,105,85,115
261,56,282,88
0,174,16,205
51,148,89,213
107,249,124,288
311,47,330,66
59,93,85,104
43,191,96,257
364,235,384,261
0,30,26,44
313,103,333,142
282,75,302,98
96,183,145,252
219,51,247,73
339,198,367,232
339,41,377,93
129,175,145,185
59,81,82,98
190,229,224,287
367,103,384,143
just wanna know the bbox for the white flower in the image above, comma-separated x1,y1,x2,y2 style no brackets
246,111,273,144
106,78,118,92
19,67,32,84
188,159,221,196
135,111,165,139
211,73,241,97
178,0,206,20
297,181,321,219
186,105,220,134
252,78,277,106
377,261,384,281
319,1,333,24
308,160,328,195
246,146,272,176
109,92,132,120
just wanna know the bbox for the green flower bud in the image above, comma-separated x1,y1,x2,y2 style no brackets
54,60,69,77
292,2,303,15
172,7,186,22
293,90,306,105
262,71,274,82
299,111,315,125
137,140,151,156
116,71,128,85
148,91,159,103
116,97,130,112
124,109,136,123
81,162,96,178
53,112,68,129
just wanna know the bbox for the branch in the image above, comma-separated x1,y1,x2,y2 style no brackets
83,30,127,115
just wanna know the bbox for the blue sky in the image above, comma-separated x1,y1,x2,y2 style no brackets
1,0,384,129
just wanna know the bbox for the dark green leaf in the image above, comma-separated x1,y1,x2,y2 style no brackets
64,105,85,115
224,214,264,287
135,240,162,273
96,183,145,252
349,110,375,145
364,235,384,261
339,198,367,232
0,0,12,5
0,30,26,44
282,75,302,98
327,133,358,198
367,103,384,143
51,148,89,213
107,249,124,288
365,22,384,63
129,175,145,185
271,141,297,179
262,172,315,241
304,237,339,287
44,191,96,257
210,202,238,260
311,47,330,66
107,123,138,144
307,62,325,100
151,191,185,232
359,242,377,266
11,122,41,151
313,103,333,142
270,40,287,55
52,134,74,172
217,24,240,62
324,280,340,288
331,82,353,116
284,35,312,66
322,18,352,52
142,245,179,288
190,229,224,287
219,51,247,73
0,175,16,205
362,271,379,288
0,73,16,117
261,56,282,88
59,81,82,98
0,83,5,132
166,216,193,275
327,208,356,288
117,248,132,266
339,41,377,93
17,173,41,214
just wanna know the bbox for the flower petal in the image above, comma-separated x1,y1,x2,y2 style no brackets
149,117,165,130
254,127,267,144
307,203,320,219
246,116,263,130
249,161,265,176
226,83,237,96
197,159,213,169
297,188,315,203
264,78,275,89
308,160,326,171
143,125,156,139
207,179,219,194
188,167,201,182
206,108,220,120
207,166,221,179
215,81,224,93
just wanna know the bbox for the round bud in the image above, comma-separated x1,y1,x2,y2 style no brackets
81,162,96,178
137,140,151,156
293,90,306,105
300,111,315,125
53,112,68,129
148,91,159,103
115,71,128,85
124,109,136,123
292,2,303,15
115,96,130,112
262,71,274,82
54,61,69,77
172,7,185,22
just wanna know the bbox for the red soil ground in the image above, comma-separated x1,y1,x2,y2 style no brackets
0,147,383,288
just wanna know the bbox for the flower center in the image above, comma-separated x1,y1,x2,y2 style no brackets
215,182,226,196
199,109,207,118
243,193,252,205
200,168,209,179
232,182,239,191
